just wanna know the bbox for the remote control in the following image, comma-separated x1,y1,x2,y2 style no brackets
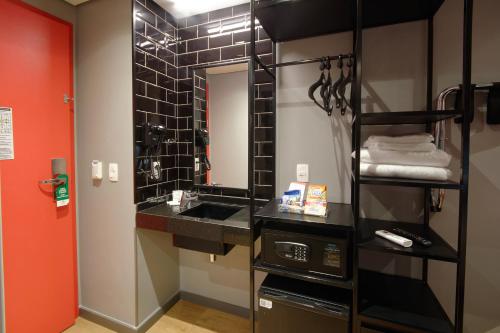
375,230,413,248
392,228,432,247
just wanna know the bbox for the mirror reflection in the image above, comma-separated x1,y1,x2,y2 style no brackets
193,62,249,189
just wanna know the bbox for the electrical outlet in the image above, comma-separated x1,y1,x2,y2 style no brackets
297,164,309,182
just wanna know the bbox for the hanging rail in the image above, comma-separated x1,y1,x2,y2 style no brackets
254,53,354,80
269,53,353,68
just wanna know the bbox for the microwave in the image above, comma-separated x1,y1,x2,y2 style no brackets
261,226,350,279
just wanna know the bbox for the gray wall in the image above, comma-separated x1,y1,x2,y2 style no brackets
179,247,251,309
429,1,500,332
208,70,249,189
136,229,179,325
77,0,180,328
76,0,137,326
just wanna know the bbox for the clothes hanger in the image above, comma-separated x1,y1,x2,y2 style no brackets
338,57,353,115
331,57,344,110
308,58,331,115
319,57,333,115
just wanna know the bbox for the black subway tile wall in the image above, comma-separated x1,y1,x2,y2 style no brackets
192,70,208,185
133,0,276,205
133,0,178,205
177,4,275,202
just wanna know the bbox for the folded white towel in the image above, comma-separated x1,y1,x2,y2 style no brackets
355,148,451,168
365,142,437,152
360,163,452,181
365,133,434,145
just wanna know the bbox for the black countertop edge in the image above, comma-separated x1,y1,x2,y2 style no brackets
255,199,354,231
136,200,253,246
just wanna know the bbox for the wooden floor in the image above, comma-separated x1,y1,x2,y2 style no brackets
65,300,250,333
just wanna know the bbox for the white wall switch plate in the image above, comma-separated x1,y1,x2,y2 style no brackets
297,164,309,182
109,163,119,182
91,160,103,180
195,157,200,172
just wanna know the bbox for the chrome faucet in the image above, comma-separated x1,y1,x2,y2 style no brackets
180,190,198,207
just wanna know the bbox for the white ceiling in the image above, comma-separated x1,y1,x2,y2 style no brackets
63,0,89,5
155,0,249,19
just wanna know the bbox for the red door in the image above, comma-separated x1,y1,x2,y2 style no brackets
0,1,77,332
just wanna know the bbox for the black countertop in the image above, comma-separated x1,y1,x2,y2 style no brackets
255,199,354,231
136,200,253,246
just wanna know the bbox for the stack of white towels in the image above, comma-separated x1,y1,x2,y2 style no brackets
354,133,452,181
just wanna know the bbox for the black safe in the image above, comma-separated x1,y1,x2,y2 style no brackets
261,224,350,279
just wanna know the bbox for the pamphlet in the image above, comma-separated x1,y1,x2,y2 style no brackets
304,184,328,216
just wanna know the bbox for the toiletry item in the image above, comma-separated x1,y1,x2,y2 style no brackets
375,230,413,248
281,190,302,205
172,190,183,202
304,184,327,216
487,83,500,124
279,189,304,214
288,182,307,202
168,190,183,206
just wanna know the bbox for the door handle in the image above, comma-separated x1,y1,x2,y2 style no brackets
39,178,66,186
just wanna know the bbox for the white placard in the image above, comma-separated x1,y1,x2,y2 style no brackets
0,108,14,160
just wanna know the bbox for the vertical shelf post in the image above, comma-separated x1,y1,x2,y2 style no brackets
456,0,473,332
353,0,363,331
249,1,257,332
423,15,434,283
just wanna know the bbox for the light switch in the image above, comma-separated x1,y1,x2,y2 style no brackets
297,164,309,182
92,160,103,180
109,163,119,182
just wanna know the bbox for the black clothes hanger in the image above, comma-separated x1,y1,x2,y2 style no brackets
331,58,344,110
308,72,327,111
319,58,333,115
338,57,353,115
308,58,333,115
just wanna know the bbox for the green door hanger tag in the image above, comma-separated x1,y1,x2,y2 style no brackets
55,174,69,207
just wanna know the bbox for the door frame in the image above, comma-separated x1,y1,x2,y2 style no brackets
0,177,4,333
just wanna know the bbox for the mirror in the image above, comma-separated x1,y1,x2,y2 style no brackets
192,61,249,189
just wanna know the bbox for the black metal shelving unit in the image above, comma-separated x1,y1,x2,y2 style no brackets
248,0,474,332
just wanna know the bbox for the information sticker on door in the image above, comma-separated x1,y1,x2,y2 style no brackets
259,298,273,309
0,107,14,160
55,174,69,207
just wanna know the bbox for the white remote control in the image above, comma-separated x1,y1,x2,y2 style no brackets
375,230,413,248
